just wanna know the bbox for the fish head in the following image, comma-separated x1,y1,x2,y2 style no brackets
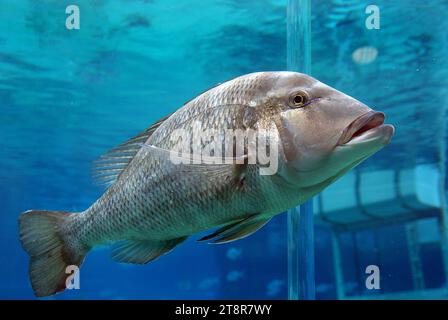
268,71,394,188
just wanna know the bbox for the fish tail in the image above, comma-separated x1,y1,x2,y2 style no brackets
19,210,88,297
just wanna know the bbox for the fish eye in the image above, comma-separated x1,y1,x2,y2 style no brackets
290,91,309,108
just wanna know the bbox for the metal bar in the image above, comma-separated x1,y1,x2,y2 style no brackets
287,0,314,300
299,201,315,299
405,222,425,290
437,86,448,291
351,232,363,296
331,230,345,299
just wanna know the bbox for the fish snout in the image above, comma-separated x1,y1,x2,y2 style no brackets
337,111,392,146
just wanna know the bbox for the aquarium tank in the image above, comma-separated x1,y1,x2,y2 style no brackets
1,0,447,300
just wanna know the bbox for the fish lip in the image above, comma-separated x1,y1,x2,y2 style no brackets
338,111,386,145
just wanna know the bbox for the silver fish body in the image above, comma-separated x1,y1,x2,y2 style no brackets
19,72,394,297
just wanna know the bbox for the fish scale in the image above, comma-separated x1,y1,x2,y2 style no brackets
70,76,271,243
19,71,394,297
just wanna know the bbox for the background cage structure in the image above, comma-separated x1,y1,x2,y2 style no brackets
307,0,448,299
314,162,448,299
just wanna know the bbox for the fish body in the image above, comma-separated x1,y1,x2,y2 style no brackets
19,72,394,297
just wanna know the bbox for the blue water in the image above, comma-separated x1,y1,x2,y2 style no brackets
1,0,448,299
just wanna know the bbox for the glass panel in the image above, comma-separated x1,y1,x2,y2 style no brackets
1,0,447,301
311,0,448,299
0,0,289,299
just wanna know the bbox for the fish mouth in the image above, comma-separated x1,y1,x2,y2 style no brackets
338,111,394,146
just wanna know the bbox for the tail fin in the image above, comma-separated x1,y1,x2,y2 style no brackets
19,210,86,297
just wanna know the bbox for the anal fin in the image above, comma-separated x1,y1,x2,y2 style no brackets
111,237,187,264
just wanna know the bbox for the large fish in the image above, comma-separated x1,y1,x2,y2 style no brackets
19,72,394,297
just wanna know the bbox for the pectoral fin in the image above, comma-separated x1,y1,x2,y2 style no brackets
141,143,249,191
198,216,271,244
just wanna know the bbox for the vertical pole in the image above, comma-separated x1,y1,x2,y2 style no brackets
437,92,448,290
405,222,425,290
331,230,345,299
287,0,315,300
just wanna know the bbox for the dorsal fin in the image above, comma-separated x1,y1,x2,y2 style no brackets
92,113,172,187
